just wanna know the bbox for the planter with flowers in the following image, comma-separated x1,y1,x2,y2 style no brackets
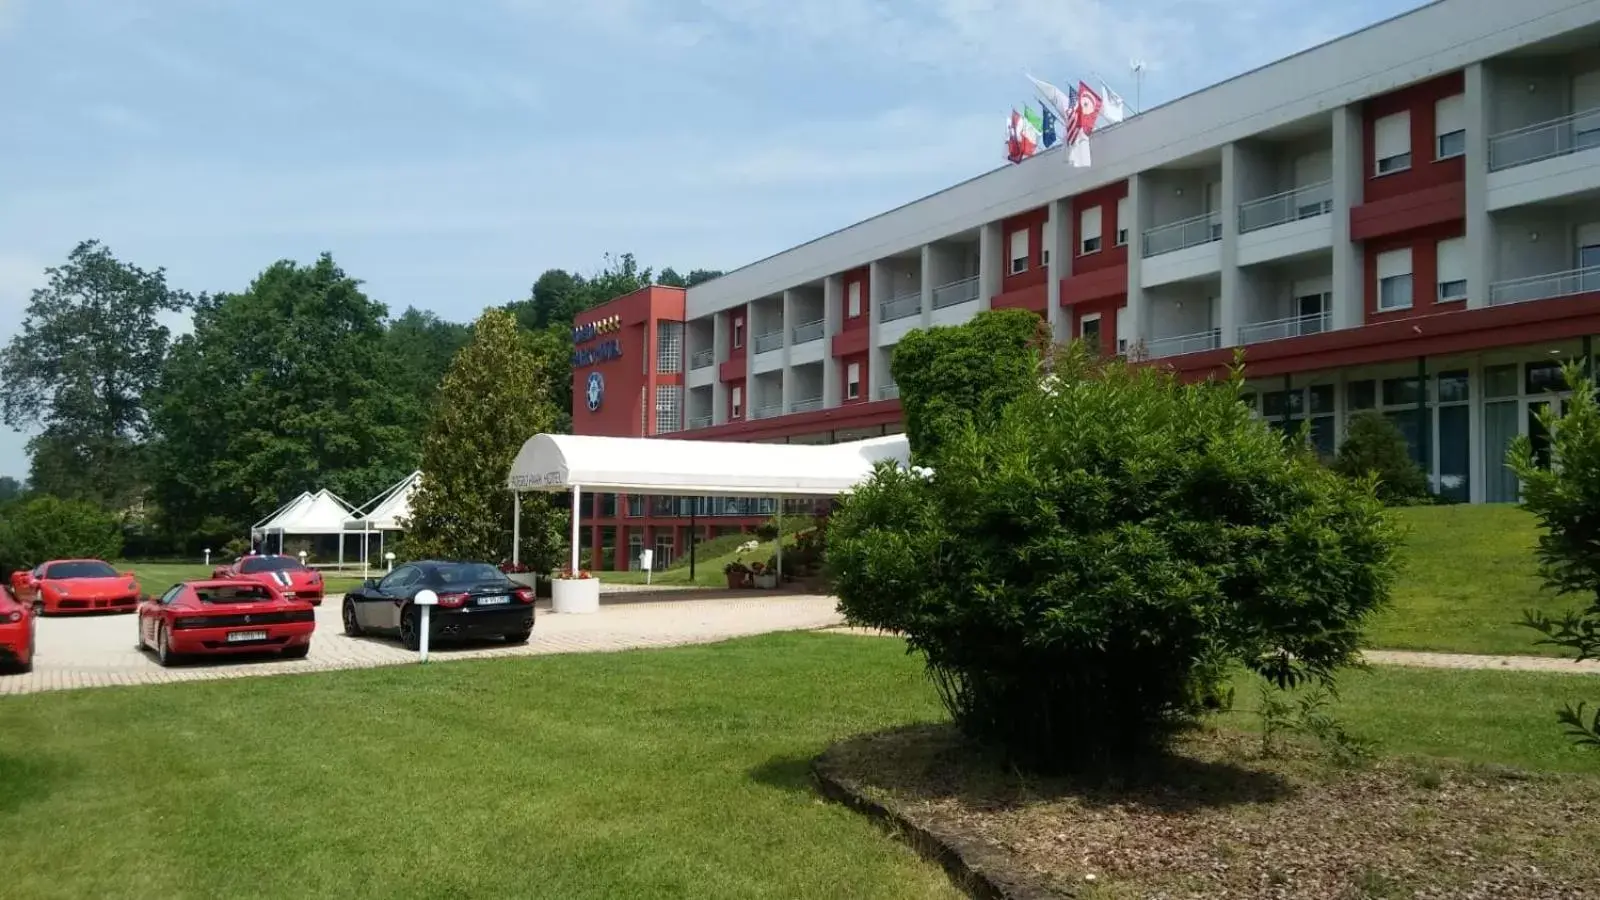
499,560,540,590
723,561,752,590
749,560,778,590
551,567,600,614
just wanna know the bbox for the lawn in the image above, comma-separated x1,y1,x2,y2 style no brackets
3,633,1599,898
1366,504,1584,657
120,560,367,596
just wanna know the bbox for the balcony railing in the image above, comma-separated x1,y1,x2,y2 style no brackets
1238,181,1332,233
880,291,921,322
791,318,825,344
1489,266,1600,306
753,330,784,354
878,383,900,400
1237,310,1331,345
751,403,784,420
788,396,824,414
1488,107,1600,171
1142,211,1222,258
931,275,981,310
689,348,714,369
1144,328,1222,359
688,415,713,429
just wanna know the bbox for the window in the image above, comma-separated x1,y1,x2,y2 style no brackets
654,384,682,434
1376,248,1413,311
1041,219,1054,267
1374,111,1411,175
732,315,744,348
1382,376,1422,406
846,362,861,400
1115,197,1129,246
1574,71,1600,149
1079,313,1101,346
656,321,684,373
1434,94,1465,160
730,385,743,419
1346,379,1376,411
1079,206,1103,254
1009,229,1029,274
1436,237,1466,302
846,282,861,318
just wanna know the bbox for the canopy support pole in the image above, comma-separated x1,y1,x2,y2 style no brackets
362,523,370,580
775,499,783,583
688,509,697,581
569,485,582,573
512,491,522,566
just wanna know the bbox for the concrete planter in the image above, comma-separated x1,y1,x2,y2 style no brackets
505,572,540,589
753,573,779,590
551,577,600,614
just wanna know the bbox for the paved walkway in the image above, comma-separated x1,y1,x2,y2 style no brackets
1,594,844,696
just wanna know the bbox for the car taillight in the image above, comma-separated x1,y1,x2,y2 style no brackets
513,588,535,604
5,610,20,623
437,592,470,608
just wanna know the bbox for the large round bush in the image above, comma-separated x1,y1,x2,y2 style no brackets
827,344,1400,770
0,494,124,574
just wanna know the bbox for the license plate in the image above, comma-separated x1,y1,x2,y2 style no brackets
477,595,510,606
228,630,268,642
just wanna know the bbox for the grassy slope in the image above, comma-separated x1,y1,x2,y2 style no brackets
120,561,366,596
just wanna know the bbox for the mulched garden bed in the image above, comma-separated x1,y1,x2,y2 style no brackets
816,724,1600,899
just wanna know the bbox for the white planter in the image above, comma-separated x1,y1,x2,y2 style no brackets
754,574,778,590
551,577,601,614
506,572,540,589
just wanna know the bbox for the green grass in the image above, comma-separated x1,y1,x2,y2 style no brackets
1367,505,1583,657
119,561,367,596
601,536,800,587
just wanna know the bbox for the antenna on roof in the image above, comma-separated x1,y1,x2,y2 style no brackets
1130,60,1146,114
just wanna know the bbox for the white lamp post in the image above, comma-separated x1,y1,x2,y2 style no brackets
203,548,211,567
298,550,308,566
413,589,437,662
385,551,396,572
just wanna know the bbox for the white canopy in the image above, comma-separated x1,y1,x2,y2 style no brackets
506,433,911,497
253,488,356,536
345,471,420,532
252,492,312,531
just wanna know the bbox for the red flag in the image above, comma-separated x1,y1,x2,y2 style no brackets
1075,81,1103,136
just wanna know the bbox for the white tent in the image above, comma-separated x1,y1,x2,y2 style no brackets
344,471,421,576
251,489,357,559
505,432,912,579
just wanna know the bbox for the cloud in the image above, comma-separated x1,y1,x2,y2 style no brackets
0,0,19,36
82,104,158,136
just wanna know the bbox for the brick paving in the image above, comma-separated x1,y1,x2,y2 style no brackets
0,593,845,696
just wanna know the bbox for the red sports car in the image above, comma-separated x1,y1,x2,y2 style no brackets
210,554,326,605
137,580,316,667
0,586,35,674
8,559,143,615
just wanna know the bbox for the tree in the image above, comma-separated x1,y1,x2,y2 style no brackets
1332,411,1429,503
149,255,412,538
827,340,1400,771
658,267,724,288
0,495,123,576
0,477,23,505
403,308,566,568
890,308,1050,461
1509,362,1600,749
384,307,471,434
0,241,192,509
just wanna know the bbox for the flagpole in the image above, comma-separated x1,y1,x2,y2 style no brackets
1131,60,1146,114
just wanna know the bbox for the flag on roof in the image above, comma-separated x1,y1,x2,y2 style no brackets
1005,109,1040,164
1076,81,1104,136
1040,105,1061,149
1100,81,1128,124
1027,74,1077,126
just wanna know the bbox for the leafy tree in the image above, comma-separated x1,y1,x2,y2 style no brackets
384,307,471,434
658,267,724,288
0,241,192,509
150,254,412,537
0,476,23,504
1332,411,1429,503
828,340,1400,771
890,309,1050,462
404,308,566,568
1509,363,1600,749
0,494,123,575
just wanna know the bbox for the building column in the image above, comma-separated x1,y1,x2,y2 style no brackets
822,274,843,408
977,222,1003,310
779,290,796,413
1047,198,1074,343
867,260,887,397
1331,104,1365,331
1124,172,1149,353
710,313,729,425
1219,143,1244,348
1464,62,1495,310
919,244,935,328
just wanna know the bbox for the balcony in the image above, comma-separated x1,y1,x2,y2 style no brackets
878,383,900,400
1488,108,1600,171
1142,211,1221,258
1145,328,1221,359
880,291,921,323
1489,266,1600,306
1238,181,1332,233
751,403,784,420
753,330,784,354
690,348,714,369
688,415,712,429
791,319,825,344
1237,310,1330,344
787,396,824,414
931,275,980,310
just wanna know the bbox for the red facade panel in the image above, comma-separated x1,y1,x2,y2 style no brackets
1073,296,1124,357
839,352,869,404
1060,267,1127,306
1361,72,1465,205
571,285,684,438
1364,220,1466,325
1350,181,1465,242
841,267,869,332
1070,182,1130,275
1000,207,1049,294
991,283,1048,315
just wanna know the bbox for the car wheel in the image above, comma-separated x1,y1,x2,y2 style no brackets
31,599,42,616
341,599,363,637
155,623,176,668
135,616,148,651
281,643,310,660
503,630,532,645
21,618,35,673
399,607,420,651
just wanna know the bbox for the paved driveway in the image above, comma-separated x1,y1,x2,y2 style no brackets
1,594,845,696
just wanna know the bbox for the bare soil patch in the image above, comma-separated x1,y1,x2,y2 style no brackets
817,724,1600,899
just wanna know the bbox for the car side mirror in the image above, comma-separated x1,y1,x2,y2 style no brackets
362,578,377,589
120,571,136,579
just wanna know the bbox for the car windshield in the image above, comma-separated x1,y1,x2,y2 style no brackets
44,561,119,579
433,563,508,586
195,585,277,604
240,557,305,574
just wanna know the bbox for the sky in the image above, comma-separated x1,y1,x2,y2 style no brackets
0,0,1426,479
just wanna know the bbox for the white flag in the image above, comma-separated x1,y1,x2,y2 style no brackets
1067,134,1091,168
1100,82,1127,124
1027,74,1076,124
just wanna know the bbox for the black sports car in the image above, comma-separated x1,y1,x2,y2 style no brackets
341,560,535,650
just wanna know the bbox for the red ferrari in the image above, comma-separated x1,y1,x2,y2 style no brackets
0,585,35,674
210,554,326,605
8,559,143,615
137,580,316,667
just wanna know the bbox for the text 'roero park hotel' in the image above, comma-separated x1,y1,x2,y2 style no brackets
566,0,1600,571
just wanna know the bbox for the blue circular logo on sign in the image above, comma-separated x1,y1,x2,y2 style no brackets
585,371,604,412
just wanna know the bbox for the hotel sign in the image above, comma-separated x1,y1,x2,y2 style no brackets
571,314,622,367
